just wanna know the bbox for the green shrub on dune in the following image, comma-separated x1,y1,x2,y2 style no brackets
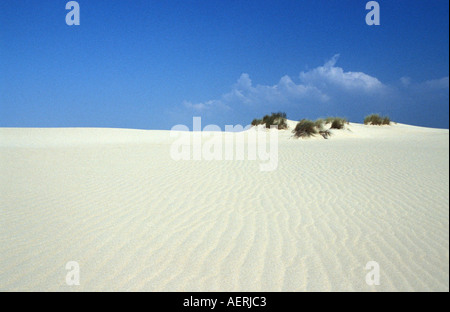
292,115,352,139
364,114,391,125
294,119,318,138
292,119,330,139
251,118,263,126
314,119,325,130
382,116,391,125
330,117,348,129
293,119,316,138
320,117,349,129
251,112,288,129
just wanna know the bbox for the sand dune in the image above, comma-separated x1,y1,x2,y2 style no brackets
0,122,448,291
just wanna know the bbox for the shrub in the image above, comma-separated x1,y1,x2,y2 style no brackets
330,117,348,129
321,117,348,129
314,119,325,130
293,119,318,138
364,114,391,125
251,119,263,126
252,112,288,129
382,116,391,125
293,118,339,139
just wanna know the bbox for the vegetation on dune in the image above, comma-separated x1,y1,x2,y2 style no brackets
364,114,391,125
328,117,349,129
330,119,344,130
293,119,316,138
251,112,391,139
251,112,288,130
251,119,263,126
292,119,331,139
314,119,325,130
291,116,349,139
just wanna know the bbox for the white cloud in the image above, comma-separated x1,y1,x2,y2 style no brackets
230,73,329,107
183,55,388,112
422,77,449,90
183,99,230,111
398,76,449,93
299,54,385,92
400,76,412,87
181,55,448,127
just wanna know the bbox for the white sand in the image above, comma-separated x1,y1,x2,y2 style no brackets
0,122,448,291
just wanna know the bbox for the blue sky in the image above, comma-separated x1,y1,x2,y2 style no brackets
0,0,448,129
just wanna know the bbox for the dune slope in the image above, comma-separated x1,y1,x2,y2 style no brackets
0,123,448,291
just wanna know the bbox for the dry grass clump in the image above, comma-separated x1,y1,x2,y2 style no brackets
293,119,330,139
251,112,288,129
364,114,391,125
329,117,348,129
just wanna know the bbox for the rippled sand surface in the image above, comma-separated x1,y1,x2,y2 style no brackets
1,123,448,291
